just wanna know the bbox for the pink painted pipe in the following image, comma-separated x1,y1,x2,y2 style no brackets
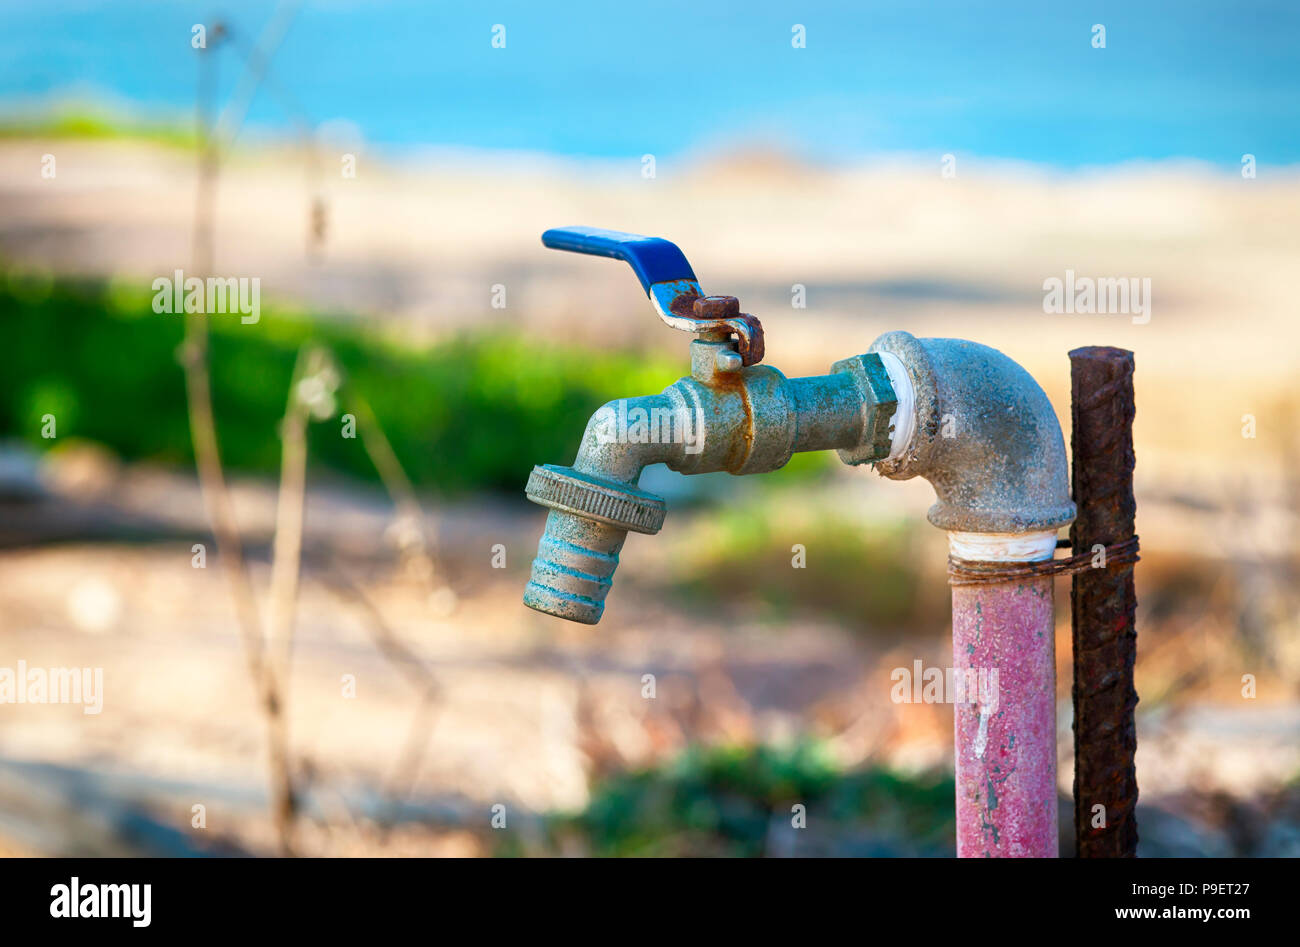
950,540,1058,857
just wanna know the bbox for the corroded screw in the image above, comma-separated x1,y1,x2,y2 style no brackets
693,295,740,319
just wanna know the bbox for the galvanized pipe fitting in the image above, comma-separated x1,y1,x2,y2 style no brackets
867,330,1076,533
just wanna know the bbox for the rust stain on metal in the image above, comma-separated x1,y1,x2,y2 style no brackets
682,294,764,366
692,295,740,320
732,370,756,470
733,312,764,365
704,359,755,472
1069,345,1139,858
670,290,703,318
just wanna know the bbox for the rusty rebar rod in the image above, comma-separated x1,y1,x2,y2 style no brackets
1069,346,1139,857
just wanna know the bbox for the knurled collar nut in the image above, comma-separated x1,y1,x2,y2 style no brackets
525,464,667,535
830,353,898,465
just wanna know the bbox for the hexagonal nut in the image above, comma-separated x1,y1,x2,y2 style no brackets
830,353,898,465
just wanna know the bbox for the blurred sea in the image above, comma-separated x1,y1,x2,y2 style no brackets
1,0,1297,166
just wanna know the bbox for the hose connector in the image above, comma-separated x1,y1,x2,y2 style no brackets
523,464,666,624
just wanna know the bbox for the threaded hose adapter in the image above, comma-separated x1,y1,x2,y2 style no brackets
523,465,667,624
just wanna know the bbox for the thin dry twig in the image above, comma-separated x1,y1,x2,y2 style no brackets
180,8,304,856
267,347,334,690
348,392,443,591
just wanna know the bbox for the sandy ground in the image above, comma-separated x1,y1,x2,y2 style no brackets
0,468,905,854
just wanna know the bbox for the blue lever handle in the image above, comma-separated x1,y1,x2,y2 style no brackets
541,227,697,295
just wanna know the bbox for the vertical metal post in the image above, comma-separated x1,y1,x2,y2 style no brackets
1069,346,1139,857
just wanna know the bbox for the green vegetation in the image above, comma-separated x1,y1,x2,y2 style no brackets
0,269,834,495
0,270,689,493
515,743,954,857
0,107,197,149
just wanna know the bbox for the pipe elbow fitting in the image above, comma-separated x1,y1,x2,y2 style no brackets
868,331,1075,534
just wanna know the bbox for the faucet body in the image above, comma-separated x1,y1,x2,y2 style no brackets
524,338,899,624
522,227,1075,857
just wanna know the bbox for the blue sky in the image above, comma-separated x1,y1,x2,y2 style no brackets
1,0,1296,167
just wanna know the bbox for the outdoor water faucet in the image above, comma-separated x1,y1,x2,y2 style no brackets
522,227,1082,858
522,227,905,624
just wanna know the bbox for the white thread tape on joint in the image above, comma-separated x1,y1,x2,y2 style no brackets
877,350,915,461
947,530,1059,563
